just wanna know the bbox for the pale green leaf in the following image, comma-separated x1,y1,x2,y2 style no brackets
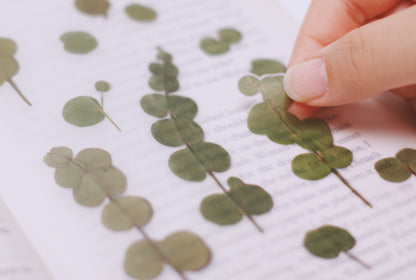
218,28,242,44
151,118,204,147
62,96,104,127
0,56,19,84
295,118,333,151
75,0,110,16
140,94,168,118
200,194,242,225
321,146,353,169
43,147,73,168
168,95,198,119
60,32,97,54
247,103,268,134
251,59,286,76
192,142,230,172
95,80,110,92
292,153,331,180
169,148,207,181
199,38,229,55
148,75,179,93
75,148,111,170
375,158,411,183
264,110,298,145
260,76,291,110
125,4,157,22
55,161,85,189
238,75,260,96
124,240,163,279
396,148,416,169
0,38,17,56
149,63,178,77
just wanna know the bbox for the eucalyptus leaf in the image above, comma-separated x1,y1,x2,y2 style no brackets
292,153,331,180
169,148,207,181
191,142,230,172
168,96,198,119
140,94,169,118
321,146,353,169
43,147,73,168
295,118,333,151
260,76,291,110
396,148,416,169
149,63,178,77
200,194,242,225
247,103,268,134
60,32,97,54
75,148,111,170
0,38,17,56
304,225,355,259
238,75,261,96
124,240,163,279
55,161,85,189
95,80,111,92
75,0,110,16
375,157,412,183
148,75,180,93
199,38,229,55
62,96,104,127
102,196,153,231
125,4,157,22
251,59,286,76
218,28,242,44
263,110,297,145
151,118,204,147
157,50,172,63
0,56,19,85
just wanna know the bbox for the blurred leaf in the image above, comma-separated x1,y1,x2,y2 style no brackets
0,38,17,56
251,59,286,76
199,38,229,55
295,118,333,151
102,196,153,231
168,96,198,119
75,0,110,16
151,118,204,147
264,110,298,145
55,161,85,189
124,240,163,279
228,177,273,215
375,157,411,183
44,147,73,168
75,148,112,170
247,103,268,134
157,50,172,63
218,28,242,44
292,153,331,180
60,32,97,54
148,75,180,93
125,4,157,22
149,63,178,77
260,76,291,110
169,148,207,181
140,94,168,118
396,148,416,169
304,225,355,259
62,96,104,127
200,194,242,225
95,80,111,92
238,75,261,96
74,167,127,207
321,146,353,169
0,56,19,85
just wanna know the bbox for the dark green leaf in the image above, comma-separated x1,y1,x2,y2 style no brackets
102,196,153,231
375,158,411,183
60,32,97,54
247,103,268,134
304,225,355,259
199,38,229,55
292,153,331,180
0,38,17,56
295,118,333,151
200,194,242,225
140,94,169,118
238,75,261,96
125,4,157,22
151,118,204,147
95,80,110,92
191,142,230,172
251,59,286,76
264,110,298,145
43,147,73,168
218,28,242,44
55,161,85,189
124,240,163,279
62,96,104,127
321,146,353,169
260,76,292,110
75,0,110,16
168,96,198,119
75,148,111,170
169,148,207,181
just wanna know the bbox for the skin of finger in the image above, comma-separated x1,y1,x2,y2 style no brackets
288,0,400,67
305,6,416,106
392,85,416,98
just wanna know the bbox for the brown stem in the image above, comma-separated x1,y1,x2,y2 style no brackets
342,250,371,270
97,107,122,132
7,78,31,106
406,165,416,177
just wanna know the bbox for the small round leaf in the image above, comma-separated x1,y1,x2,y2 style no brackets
295,118,333,151
260,76,291,110
148,75,180,93
199,38,229,55
169,148,207,181
251,59,286,76
125,4,157,22
192,142,230,172
247,103,268,134
238,76,260,96
95,80,110,92
62,96,104,127
375,158,411,183
75,148,111,170
168,95,198,119
140,94,168,118
264,110,297,145
149,63,178,77
55,161,85,189
60,32,98,54
0,38,17,56
321,146,353,169
44,147,73,168
218,28,242,44
396,148,416,168
292,153,331,180
124,240,163,279
0,56,19,84
75,0,110,16
200,194,242,225
151,118,204,147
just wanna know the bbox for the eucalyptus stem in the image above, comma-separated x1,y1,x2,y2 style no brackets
343,250,371,270
97,107,122,132
7,78,31,106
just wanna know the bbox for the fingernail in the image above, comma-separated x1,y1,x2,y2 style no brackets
284,58,328,102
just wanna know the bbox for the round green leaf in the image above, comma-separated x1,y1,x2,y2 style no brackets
321,146,353,169
0,56,19,84
74,167,127,207
396,148,416,169
260,76,291,110
375,158,411,183
44,147,73,168
157,50,172,63
292,153,331,180
0,38,17,56
62,96,104,127
95,80,110,92
149,63,178,77
60,32,97,54
125,4,157,22
160,231,211,271
192,142,230,172
124,240,163,279
151,118,204,147
200,194,242,225
264,110,297,145
295,118,333,151
102,196,153,231
238,75,260,96
55,161,85,189
75,148,111,170
247,103,268,134
304,225,356,259
168,95,198,119
199,38,229,55
148,75,180,93
75,0,110,16
251,59,286,76
169,148,207,181
140,94,168,118
228,177,273,215
218,28,242,44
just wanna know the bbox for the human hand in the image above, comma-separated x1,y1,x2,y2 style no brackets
283,0,416,117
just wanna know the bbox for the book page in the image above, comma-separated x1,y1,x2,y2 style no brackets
0,198,53,280
0,1,416,280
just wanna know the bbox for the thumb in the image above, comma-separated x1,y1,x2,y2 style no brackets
284,6,416,106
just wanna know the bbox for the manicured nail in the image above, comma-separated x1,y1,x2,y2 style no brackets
284,58,328,102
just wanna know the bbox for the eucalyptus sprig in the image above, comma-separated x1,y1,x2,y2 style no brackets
140,48,273,232
238,66,372,208
199,28,242,55
44,147,211,280
0,38,31,106
375,148,416,182
62,80,121,131
304,225,370,269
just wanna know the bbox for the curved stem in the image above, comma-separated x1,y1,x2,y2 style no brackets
342,250,371,270
97,107,122,132
7,78,31,106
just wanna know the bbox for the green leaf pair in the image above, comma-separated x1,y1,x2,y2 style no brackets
250,59,286,76
141,94,198,119
375,148,416,182
200,28,242,55
148,50,180,94
200,177,273,225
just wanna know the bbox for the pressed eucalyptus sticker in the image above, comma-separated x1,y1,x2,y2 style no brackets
0,38,31,106
62,81,121,131
200,28,242,55
304,225,370,269
250,59,286,76
140,48,273,232
75,0,110,17
44,147,211,280
238,73,372,208
60,32,98,54
375,148,416,182
125,4,157,22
